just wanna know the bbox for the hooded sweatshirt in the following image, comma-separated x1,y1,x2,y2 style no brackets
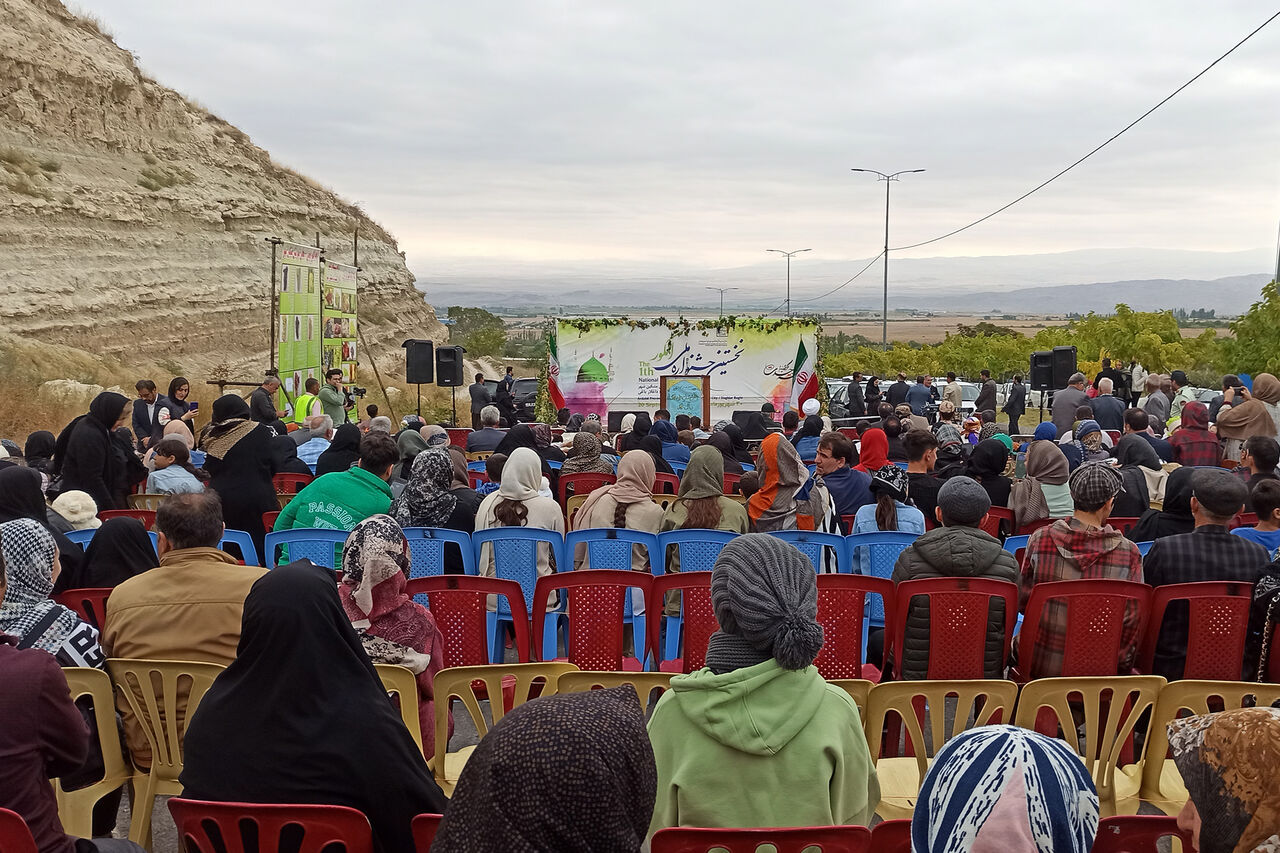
647,659,879,833
890,525,1020,679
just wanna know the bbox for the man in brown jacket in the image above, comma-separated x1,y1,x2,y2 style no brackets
100,491,266,768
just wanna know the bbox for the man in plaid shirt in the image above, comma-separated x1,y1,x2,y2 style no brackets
1018,461,1143,679
1143,469,1270,679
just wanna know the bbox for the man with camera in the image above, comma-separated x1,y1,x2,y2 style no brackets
319,369,351,424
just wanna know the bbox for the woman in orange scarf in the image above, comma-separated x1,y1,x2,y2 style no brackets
747,433,810,532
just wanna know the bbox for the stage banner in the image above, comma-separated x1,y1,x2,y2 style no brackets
275,241,322,406
322,261,359,384
552,319,819,420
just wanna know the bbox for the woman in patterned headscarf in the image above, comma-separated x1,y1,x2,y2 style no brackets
338,514,448,754
747,433,809,532
560,432,614,476
0,518,103,668
912,725,1098,853
572,450,662,575
1169,706,1280,853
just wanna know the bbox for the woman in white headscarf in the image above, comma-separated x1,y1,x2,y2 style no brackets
474,447,565,583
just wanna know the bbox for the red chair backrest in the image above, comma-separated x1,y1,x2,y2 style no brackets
815,575,895,679
262,511,280,534
722,473,742,494
982,506,1014,539
1093,815,1193,853
167,798,373,853
651,825,871,853
650,572,714,673
446,428,471,448
653,472,680,494
411,814,442,850
868,819,910,853
0,808,37,853
406,576,530,665
1140,581,1253,680
891,577,1018,680
840,514,857,534
1107,516,1142,536
533,570,651,669
97,509,156,528
272,472,314,494
1015,516,1054,537
557,472,616,508
1232,512,1260,530
1018,579,1151,680
467,471,489,489
55,588,114,630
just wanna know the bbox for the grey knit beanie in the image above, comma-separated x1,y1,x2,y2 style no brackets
709,533,823,670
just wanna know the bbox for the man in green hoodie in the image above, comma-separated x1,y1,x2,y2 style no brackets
273,431,398,532
647,534,879,835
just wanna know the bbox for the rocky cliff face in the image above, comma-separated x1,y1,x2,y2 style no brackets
0,0,444,401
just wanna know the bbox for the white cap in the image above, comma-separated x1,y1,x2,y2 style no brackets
801,398,821,416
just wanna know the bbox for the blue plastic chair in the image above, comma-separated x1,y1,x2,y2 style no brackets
472,528,566,663
566,529,660,668
65,528,158,554
467,460,487,472
655,529,737,659
740,462,756,472
402,528,477,607
893,461,909,470
189,450,206,467
1002,534,1030,558
845,531,918,626
768,530,851,574
263,528,348,569
546,459,562,470
1135,540,1154,557
669,462,687,479
219,530,260,566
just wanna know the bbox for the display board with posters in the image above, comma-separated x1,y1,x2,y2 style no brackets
551,319,819,421
322,261,359,384
275,241,322,406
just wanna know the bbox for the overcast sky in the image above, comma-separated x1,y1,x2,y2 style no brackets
88,1,1280,286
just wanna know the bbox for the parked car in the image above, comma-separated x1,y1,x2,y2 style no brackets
483,377,540,423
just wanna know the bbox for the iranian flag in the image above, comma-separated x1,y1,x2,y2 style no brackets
547,335,566,410
788,338,818,412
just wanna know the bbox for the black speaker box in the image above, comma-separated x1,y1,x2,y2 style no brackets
401,339,434,385
1051,345,1078,389
1029,351,1054,392
435,345,466,387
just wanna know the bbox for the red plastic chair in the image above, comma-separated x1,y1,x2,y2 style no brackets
840,514,857,534
1016,579,1152,681
97,509,156,528
55,588,114,629
868,819,910,852
411,814,442,850
1093,815,1193,852
0,808,37,853
653,472,680,494
722,472,742,494
272,472,313,494
650,825,871,852
815,574,894,681
1105,429,1123,445
649,572,715,673
406,576,531,665
467,470,489,489
981,506,1014,539
890,577,1018,680
446,428,471,448
167,798,373,853
1139,581,1253,680
557,472,616,508
1016,516,1054,537
1107,516,1142,536
262,511,280,533
532,570,651,670
1231,511,1259,530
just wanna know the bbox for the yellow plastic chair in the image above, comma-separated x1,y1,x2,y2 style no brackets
374,663,423,754
651,493,677,512
555,670,672,710
829,679,874,719
432,662,577,796
566,494,590,528
127,494,167,512
105,659,226,849
55,668,132,839
862,679,1019,820
1013,675,1164,817
465,451,494,462
1136,680,1280,815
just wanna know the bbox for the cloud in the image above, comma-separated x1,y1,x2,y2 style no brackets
90,0,1280,286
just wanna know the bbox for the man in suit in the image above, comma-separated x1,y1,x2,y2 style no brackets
1002,375,1027,436
1091,377,1127,433
468,373,492,430
974,369,998,414
1051,372,1090,438
132,379,161,451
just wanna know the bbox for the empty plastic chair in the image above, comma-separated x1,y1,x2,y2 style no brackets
402,527,477,579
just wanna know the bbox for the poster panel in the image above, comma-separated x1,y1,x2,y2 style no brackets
322,261,359,384
553,320,818,421
275,241,322,405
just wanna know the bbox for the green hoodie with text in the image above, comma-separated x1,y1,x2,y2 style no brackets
647,658,879,835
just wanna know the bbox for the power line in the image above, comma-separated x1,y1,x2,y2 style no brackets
792,251,885,302
889,9,1280,252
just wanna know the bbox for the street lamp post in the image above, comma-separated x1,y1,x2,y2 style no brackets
705,286,739,317
765,248,811,317
851,168,924,348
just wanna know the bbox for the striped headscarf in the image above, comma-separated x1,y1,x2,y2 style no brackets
747,432,810,532
912,725,1098,853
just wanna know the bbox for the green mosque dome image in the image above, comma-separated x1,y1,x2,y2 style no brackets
577,355,609,383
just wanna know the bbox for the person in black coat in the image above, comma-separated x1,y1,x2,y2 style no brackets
53,391,130,511
201,394,280,555
1002,376,1028,436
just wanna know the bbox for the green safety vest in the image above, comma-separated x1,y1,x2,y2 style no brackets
293,393,318,424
